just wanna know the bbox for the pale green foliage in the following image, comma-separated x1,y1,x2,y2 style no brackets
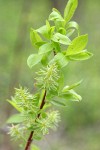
39,43,54,54
50,53,69,68
51,33,71,45
27,54,43,69
27,0,92,69
62,80,83,92
66,21,80,35
7,0,93,149
66,35,88,55
31,145,40,150
64,0,78,23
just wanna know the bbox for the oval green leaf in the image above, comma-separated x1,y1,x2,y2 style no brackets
52,33,71,45
49,9,64,21
30,28,42,47
38,43,53,54
27,54,43,68
66,34,88,55
67,50,93,61
7,114,24,124
50,52,69,68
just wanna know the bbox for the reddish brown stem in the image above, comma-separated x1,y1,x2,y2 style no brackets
25,131,34,150
24,90,46,150
38,90,46,117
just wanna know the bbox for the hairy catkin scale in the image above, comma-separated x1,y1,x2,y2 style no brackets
35,63,60,91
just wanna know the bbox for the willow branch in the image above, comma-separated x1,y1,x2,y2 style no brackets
24,90,46,150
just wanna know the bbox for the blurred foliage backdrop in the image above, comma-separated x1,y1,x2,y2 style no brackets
0,0,100,150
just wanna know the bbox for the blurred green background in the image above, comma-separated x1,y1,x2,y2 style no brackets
0,0,99,149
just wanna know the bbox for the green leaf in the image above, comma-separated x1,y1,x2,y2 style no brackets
49,9,64,21
62,80,83,92
7,100,22,112
49,26,55,37
66,21,80,35
64,0,78,23
46,89,58,100
52,42,61,52
67,50,93,61
66,34,88,55
58,71,64,92
30,28,42,47
38,43,53,54
60,90,82,101
41,54,49,66
52,8,61,15
50,53,69,68
51,100,66,107
70,90,82,101
36,25,49,38
33,134,42,141
46,20,55,37
28,124,40,131
52,33,71,45
46,20,50,31
7,114,24,123
35,41,46,47
66,29,75,37
55,20,65,31
58,27,66,35
27,54,43,68
31,145,40,150
36,23,55,39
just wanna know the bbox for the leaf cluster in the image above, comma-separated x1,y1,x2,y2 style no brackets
27,0,92,69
